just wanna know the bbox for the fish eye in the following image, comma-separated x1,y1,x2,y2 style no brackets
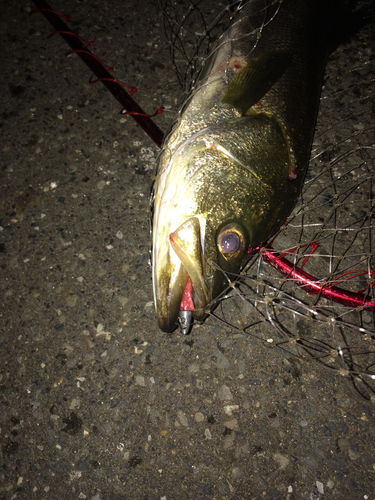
217,223,248,261
220,233,240,253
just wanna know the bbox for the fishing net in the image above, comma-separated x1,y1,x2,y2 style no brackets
160,0,375,398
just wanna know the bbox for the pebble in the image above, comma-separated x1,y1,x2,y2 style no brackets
218,385,233,401
66,294,78,307
316,481,324,494
224,405,239,415
195,412,205,422
177,411,189,427
69,398,80,410
210,349,230,369
205,429,212,439
273,453,290,470
188,363,200,373
232,467,243,479
224,418,239,430
135,375,145,387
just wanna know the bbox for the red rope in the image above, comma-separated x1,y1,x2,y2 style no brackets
121,107,165,118
64,50,113,71
89,75,138,97
260,243,375,310
48,31,94,47
30,6,71,22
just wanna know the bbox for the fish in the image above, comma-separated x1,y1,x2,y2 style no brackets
152,0,368,333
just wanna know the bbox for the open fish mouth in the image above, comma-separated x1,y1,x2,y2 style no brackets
154,217,210,333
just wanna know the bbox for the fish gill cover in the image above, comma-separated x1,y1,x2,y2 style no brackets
157,0,375,399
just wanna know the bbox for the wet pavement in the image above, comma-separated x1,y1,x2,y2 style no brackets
1,1,375,499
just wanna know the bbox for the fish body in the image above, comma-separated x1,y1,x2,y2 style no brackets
152,0,354,332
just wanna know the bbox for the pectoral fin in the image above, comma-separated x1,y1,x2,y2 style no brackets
221,52,291,115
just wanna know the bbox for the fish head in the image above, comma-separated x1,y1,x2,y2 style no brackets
153,115,297,332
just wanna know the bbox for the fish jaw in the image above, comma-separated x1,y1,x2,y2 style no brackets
152,200,185,332
153,212,209,332
152,130,214,332
169,217,209,314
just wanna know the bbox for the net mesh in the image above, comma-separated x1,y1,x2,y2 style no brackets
160,0,375,398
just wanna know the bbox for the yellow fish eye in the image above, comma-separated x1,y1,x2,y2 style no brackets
216,223,248,261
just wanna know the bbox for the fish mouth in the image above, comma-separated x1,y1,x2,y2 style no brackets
155,217,209,332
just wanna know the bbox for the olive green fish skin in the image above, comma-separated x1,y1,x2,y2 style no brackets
153,0,348,332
